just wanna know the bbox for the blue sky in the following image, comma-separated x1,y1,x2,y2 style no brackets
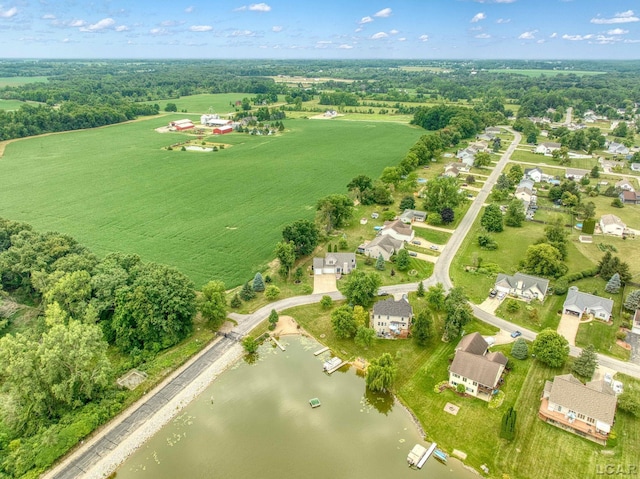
0,1,639,59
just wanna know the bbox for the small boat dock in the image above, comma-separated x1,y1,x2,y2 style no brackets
309,398,321,408
314,346,330,356
322,356,345,374
271,336,286,351
407,442,436,469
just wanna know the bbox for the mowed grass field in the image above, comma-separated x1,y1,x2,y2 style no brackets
0,76,49,87
148,93,288,114
0,116,423,287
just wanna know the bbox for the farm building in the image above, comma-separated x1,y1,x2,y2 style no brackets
213,125,233,135
200,114,232,127
170,119,195,131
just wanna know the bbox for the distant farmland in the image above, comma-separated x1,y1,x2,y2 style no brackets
0,117,423,287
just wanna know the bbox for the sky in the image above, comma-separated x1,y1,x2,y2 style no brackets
0,1,639,60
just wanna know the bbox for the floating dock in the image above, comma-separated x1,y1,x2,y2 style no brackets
271,336,286,351
407,443,436,469
313,346,330,356
309,398,321,408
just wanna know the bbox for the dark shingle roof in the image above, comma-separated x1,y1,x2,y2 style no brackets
373,297,413,318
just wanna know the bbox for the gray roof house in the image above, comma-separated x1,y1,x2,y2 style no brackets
565,168,589,180
539,374,617,445
615,178,635,192
448,332,507,401
372,296,413,339
380,219,415,243
524,167,544,183
313,253,356,276
399,209,427,224
494,272,549,301
360,235,403,261
535,142,561,155
563,286,614,321
631,163,640,172
599,214,626,236
608,142,630,155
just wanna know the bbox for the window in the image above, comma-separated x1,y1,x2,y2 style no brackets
577,413,585,421
473,382,477,386
556,405,562,412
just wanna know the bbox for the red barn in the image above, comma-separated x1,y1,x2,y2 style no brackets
170,119,194,131
213,125,233,135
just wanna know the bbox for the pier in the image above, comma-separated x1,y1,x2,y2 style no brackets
271,336,286,351
313,346,330,356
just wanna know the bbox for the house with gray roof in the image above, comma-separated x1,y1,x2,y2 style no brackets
524,167,544,183
539,374,617,445
514,178,536,203
615,178,635,192
313,253,356,276
608,142,630,155
399,209,427,224
372,296,413,338
448,332,508,401
380,219,415,243
565,168,589,181
360,235,403,261
563,286,614,322
494,272,549,301
535,142,561,156
599,214,626,237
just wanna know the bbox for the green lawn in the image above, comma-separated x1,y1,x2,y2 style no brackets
412,227,452,245
146,93,287,114
0,117,423,287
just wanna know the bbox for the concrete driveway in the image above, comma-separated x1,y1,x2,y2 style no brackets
557,313,581,346
313,273,337,294
477,296,502,314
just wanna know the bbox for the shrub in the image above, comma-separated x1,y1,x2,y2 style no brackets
511,338,529,360
320,295,333,309
500,407,517,440
506,299,520,313
456,384,466,394
264,285,281,300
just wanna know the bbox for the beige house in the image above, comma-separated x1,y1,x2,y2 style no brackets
539,374,617,445
313,253,356,276
599,214,626,236
359,235,403,261
448,333,507,401
380,219,415,243
534,142,561,155
494,272,549,301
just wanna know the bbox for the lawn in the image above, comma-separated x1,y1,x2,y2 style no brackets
486,69,606,77
146,93,287,114
412,227,452,245
0,117,424,288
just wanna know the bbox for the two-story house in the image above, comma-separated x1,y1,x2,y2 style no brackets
371,296,413,339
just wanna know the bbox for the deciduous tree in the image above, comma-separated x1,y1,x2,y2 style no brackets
342,270,381,307
365,353,397,393
412,309,433,346
282,219,319,258
331,305,357,339
422,176,465,212
481,204,503,232
532,329,569,368
198,280,227,328
504,199,525,227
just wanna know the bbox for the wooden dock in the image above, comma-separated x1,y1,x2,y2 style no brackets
417,443,437,469
271,336,286,351
325,360,346,374
314,346,330,356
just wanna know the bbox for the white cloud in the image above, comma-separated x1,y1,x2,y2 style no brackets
272,25,283,32
355,27,363,32
591,10,639,24
42,14,56,20
190,25,213,32
518,30,537,39
475,33,491,39
339,44,353,49
550,32,557,38
115,25,128,32
471,12,486,23
496,18,510,24
374,8,392,18
231,29,254,36
389,29,399,35
562,34,593,41
185,6,194,13
537,39,545,44
371,31,388,39
359,16,373,25
607,28,628,35
249,3,271,12
69,19,86,27
419,34,429,42
80,18,115,32
623,39,640,43
149,28,169,36
398,37,406,41
0,6,18,18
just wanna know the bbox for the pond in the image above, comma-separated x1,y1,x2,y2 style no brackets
115,336,477,479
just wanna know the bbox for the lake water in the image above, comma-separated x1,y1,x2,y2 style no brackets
115,336,476,479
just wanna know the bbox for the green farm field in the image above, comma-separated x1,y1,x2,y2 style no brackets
0,76,49,87
0,116,423,287
486,69,605,77
147,93,287,114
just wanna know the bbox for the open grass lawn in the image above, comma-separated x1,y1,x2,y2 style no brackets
146,93,287,114
495,294,565,332
412,227,451,245
0,76,49,87
0,117,423,287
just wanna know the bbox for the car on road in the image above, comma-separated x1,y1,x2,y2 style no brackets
429,245,439,251
411,240,421,245
409,251,418,257
510,330,522,338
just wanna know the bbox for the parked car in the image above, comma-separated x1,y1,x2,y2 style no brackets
612,380,624,395
604,373,613,384
510,330,522,338
429,245,439,251
409,251,418,257
411,240,421,245
489,289,498,298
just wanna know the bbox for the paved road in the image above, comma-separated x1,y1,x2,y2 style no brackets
47,126,640,479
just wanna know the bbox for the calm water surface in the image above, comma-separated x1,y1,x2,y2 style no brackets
116,337,476,479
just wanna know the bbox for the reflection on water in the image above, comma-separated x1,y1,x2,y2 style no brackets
116,336,476,479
